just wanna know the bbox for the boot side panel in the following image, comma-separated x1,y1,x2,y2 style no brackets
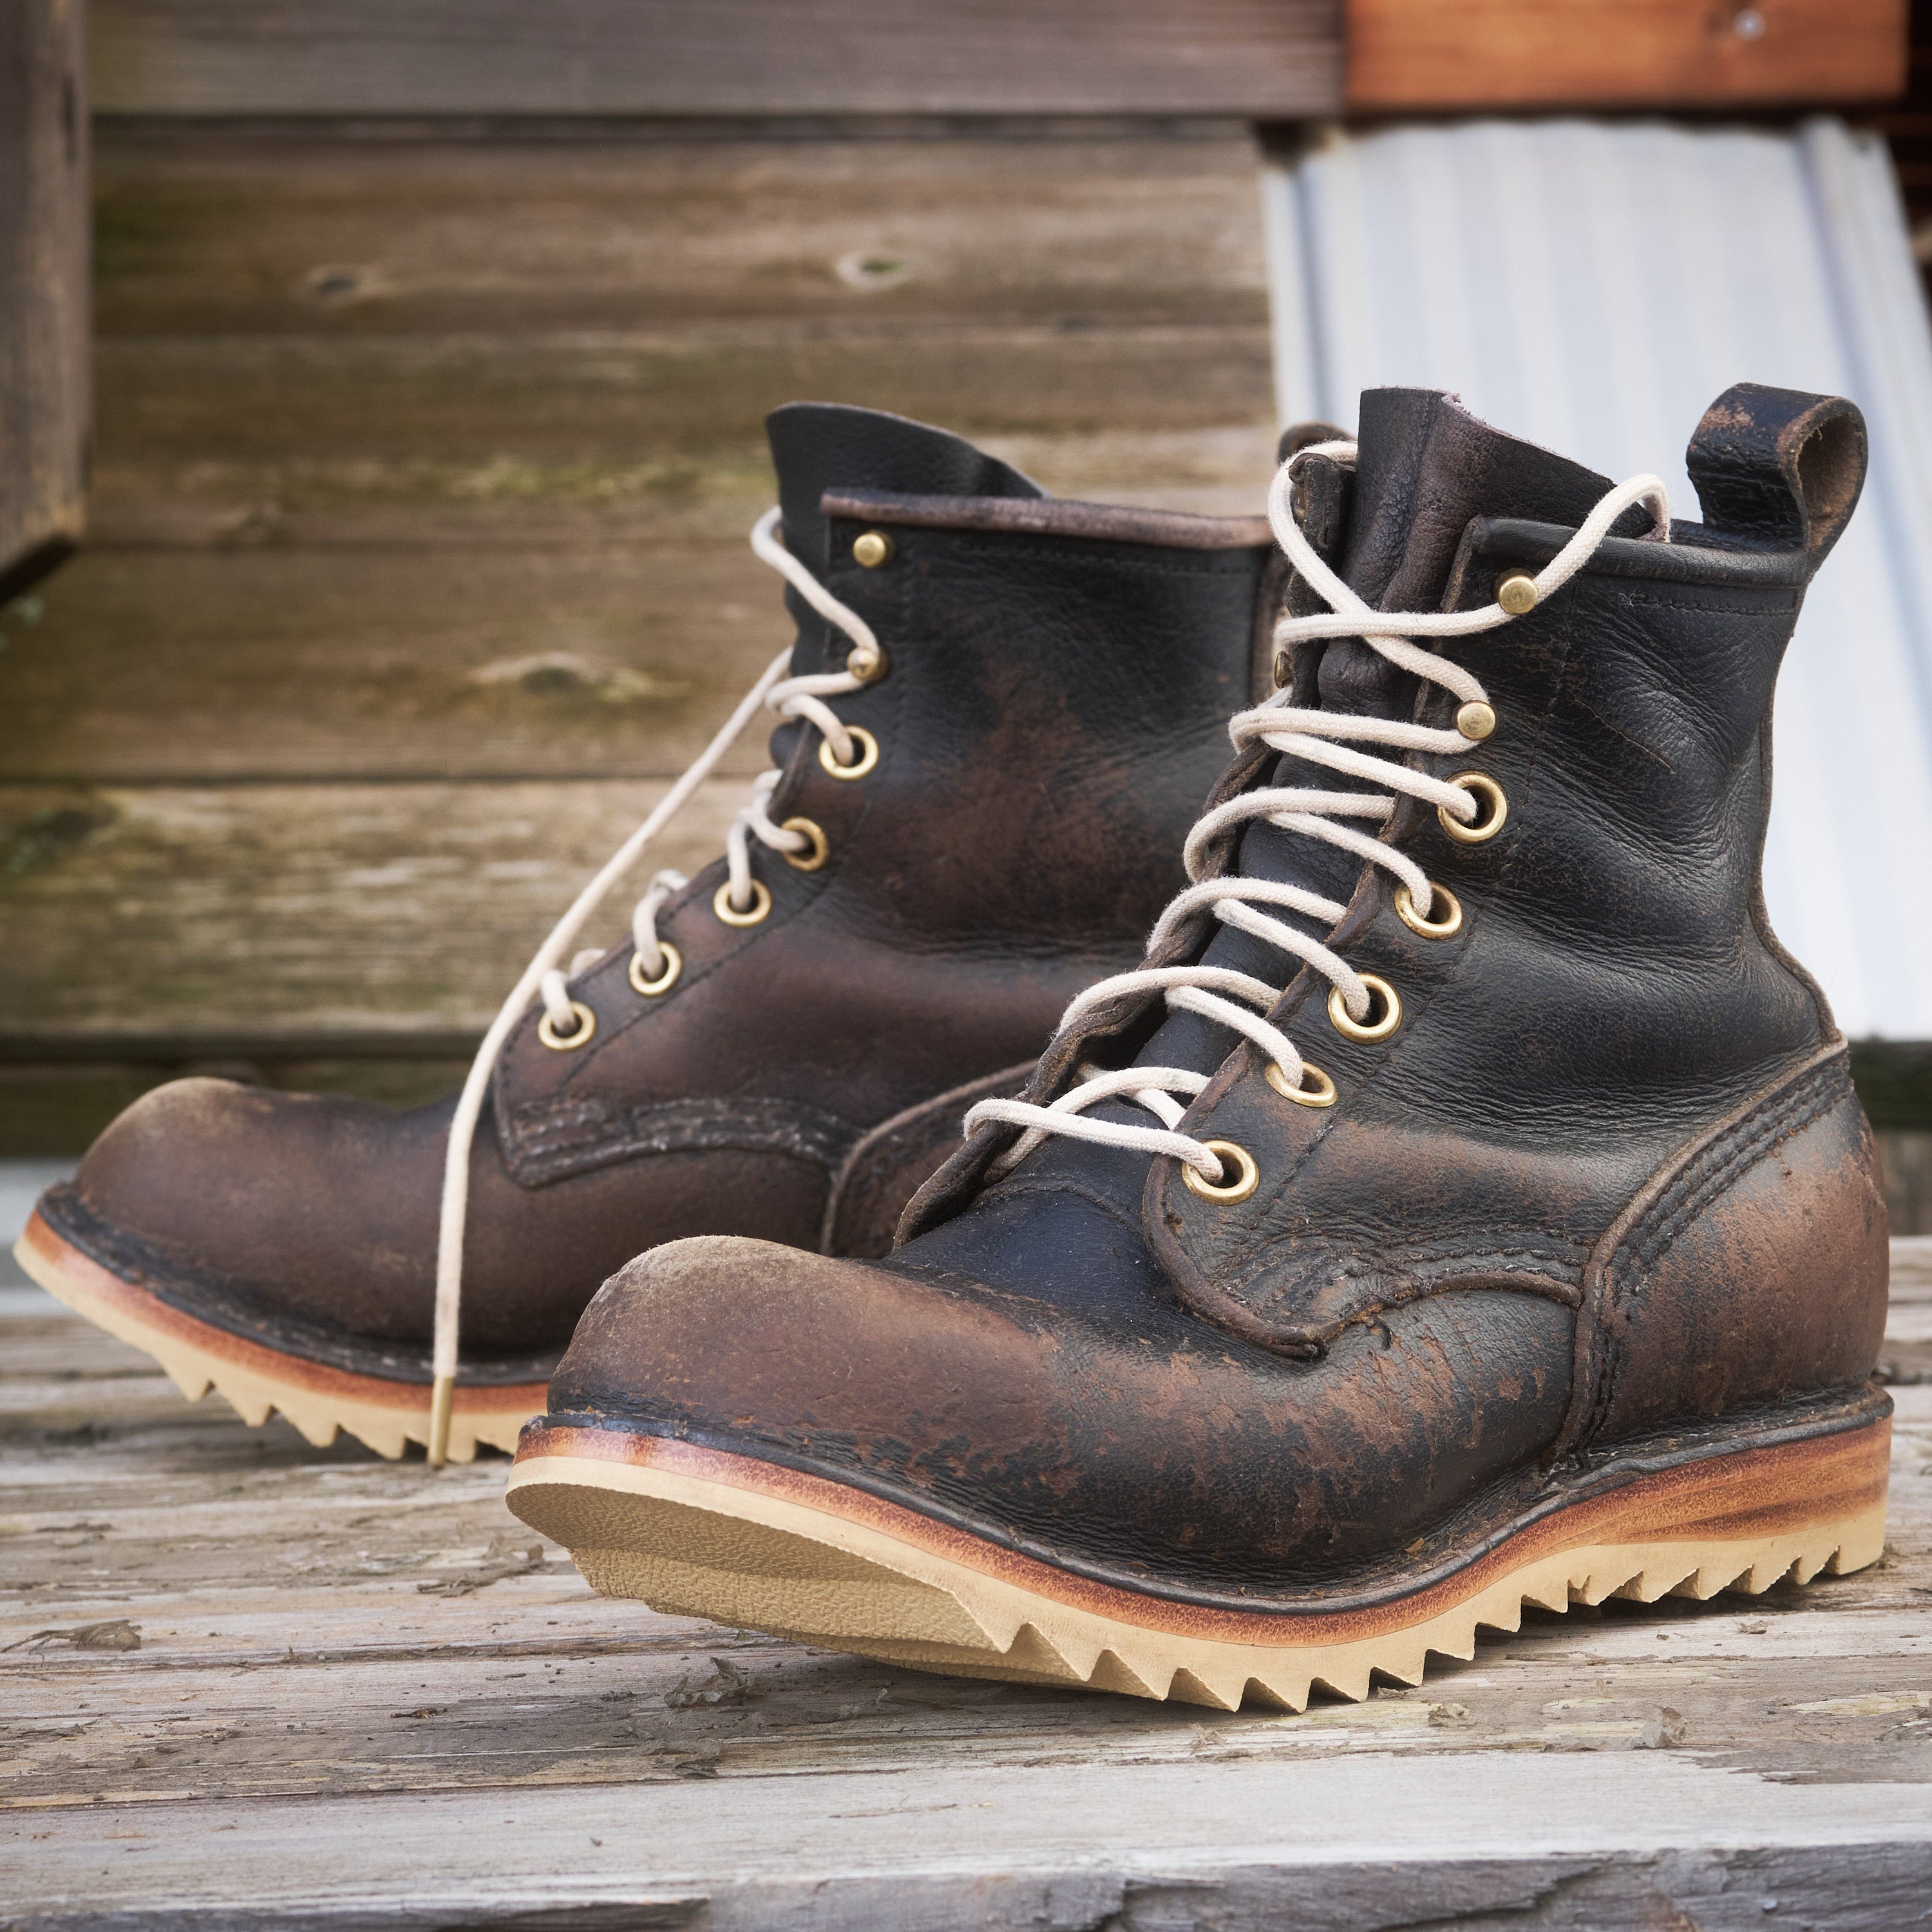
493,511,1271,1200
822,1060,1034,1258
1557,1047,1889,1459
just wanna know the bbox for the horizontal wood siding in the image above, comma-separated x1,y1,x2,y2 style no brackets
0,126,1278,1128
91,1,1344,117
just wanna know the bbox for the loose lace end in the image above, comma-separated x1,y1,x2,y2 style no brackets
424,507,884,1471
426,1372,455,1468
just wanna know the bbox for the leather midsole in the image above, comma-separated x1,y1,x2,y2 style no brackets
19,1209,549,1407
512,1401,1891,1639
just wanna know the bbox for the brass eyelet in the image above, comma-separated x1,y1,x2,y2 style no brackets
537,1000,597,1050
1329,973,1401,1043
1182,1139,1260,1204
713,878,772,927
1438,771,1508,845
820,726,879,781
629,942,681,997
1265,1059,1337,1108
1394,880,1463,939
780,817,829,871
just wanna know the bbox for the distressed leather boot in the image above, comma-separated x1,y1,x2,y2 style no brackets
510,384,1891,1709
17,404,1275,1463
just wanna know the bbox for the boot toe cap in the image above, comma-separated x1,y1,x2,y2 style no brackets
544,1232,1578,1592
52,1076,441,1345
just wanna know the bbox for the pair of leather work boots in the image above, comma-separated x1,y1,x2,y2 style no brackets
23,384,1891,1713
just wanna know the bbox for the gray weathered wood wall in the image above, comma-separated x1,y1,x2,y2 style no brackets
89,0,1345,116
4,1,1927,1227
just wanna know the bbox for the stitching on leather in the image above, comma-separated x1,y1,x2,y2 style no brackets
504,1094,862,1187
976,1175,1150,1238
1232,1238,1587,1318
1615,1059,1848,1287
1582,1057,1851,1446
1615,591,1801,618
941,537,1269,578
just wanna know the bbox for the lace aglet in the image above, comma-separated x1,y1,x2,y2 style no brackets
426,1373,455,1468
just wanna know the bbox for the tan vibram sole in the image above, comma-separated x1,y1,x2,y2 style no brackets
14,1211,543,1463
507,1419,1889,1711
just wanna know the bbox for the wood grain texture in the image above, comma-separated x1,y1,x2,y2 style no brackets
0,781,743,1040
0,0,90,598
90,0,1343,117
1347,0,1909,111
91,128,1273,340
1,1248,1927,1924
0,123,1280,1090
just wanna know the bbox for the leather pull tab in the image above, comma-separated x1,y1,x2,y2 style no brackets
1685,383,1868,566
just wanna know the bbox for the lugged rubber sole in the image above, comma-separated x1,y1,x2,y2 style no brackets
14,1210,544,1462
507,1418,1891,1710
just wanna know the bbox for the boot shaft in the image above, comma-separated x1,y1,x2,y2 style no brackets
905,383,1887,1456
492,405,1276,1195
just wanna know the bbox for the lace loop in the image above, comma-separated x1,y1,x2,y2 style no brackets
427,507,881,1463
963,440,1670,1187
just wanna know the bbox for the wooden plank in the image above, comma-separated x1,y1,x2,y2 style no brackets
0,545,800,784
0,0,90,598
1347,0,1909,111
89,1,1343,118
0,781,741,1042
0,1264,1927,1924
88,329,1274,479
91,127,1273,340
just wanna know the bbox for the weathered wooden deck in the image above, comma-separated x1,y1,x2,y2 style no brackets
3,1217,1929,1928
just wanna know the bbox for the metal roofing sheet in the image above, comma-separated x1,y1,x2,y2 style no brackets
1262,116,1932,1040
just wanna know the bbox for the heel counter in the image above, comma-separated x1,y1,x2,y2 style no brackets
1558,1050,1888,1458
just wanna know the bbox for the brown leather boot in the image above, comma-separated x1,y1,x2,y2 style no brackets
16,404,1275,1462
509,384,1891,1709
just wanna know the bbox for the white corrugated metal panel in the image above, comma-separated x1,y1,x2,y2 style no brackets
1263,117,1932,1041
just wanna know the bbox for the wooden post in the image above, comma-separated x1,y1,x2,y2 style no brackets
0,0,90,601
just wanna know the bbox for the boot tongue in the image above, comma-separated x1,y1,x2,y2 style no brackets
1132,389,1620,1084
765,403,1041,672
1317,387,1620,709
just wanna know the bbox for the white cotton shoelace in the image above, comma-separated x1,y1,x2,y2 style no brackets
427,507,880,1464
962,441,1671,1186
